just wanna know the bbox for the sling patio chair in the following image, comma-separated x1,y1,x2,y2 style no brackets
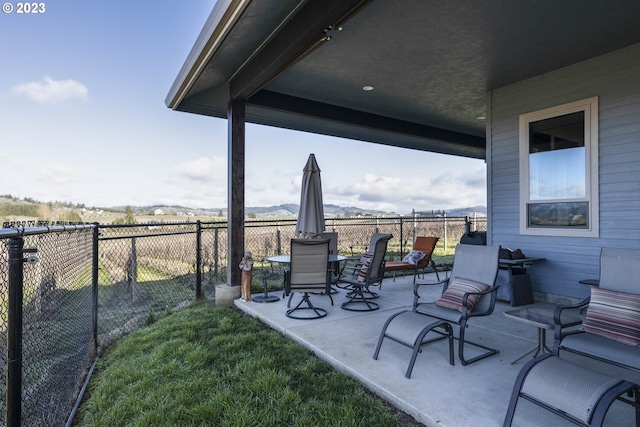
338,234,392,311
341,233,393,281
553,247,640,374
384,236,440,284
374,244,501,370
319,232,344,289
284,238,333,319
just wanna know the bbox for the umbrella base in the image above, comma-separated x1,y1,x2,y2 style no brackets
252,277,280,303
252,294,280,303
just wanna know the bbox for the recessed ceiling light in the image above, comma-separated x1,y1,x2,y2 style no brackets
362,85,374,91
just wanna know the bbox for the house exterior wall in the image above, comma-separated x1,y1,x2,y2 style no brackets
489,42,640,299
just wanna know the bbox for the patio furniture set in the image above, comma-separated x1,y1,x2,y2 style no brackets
263,236,640,426
505,247,640,427
272,232,442,317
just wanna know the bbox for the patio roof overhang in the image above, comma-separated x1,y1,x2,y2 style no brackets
166,0,640,160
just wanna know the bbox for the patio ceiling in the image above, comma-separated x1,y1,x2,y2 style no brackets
166,0,640,160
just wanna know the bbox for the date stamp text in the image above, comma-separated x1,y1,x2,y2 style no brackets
3,3,46,14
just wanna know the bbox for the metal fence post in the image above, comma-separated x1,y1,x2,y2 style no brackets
412,209,417,244
399,217,404,255
92,224,99,353
196,221,202,299
7,237,24,427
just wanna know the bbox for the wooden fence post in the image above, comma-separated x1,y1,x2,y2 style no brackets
128,237,138,301
443,212,448,251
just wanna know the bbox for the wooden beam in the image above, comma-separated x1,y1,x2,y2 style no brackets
230,0,372,100
227,99,245,287
248,90,486,150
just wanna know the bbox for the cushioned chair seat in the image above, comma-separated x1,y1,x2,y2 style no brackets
415,304,464,324
376,310,455,378
384,311,436,344
560,332,640,372
504,354,639,427
384,260,414,270
384,236,439,284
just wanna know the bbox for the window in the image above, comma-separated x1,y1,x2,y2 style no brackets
519,97,598,237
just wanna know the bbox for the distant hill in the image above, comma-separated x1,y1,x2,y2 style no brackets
127,203,485,218
1,195,486,225
415,205,486,218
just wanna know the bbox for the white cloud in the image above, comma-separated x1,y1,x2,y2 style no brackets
326,169,487,213
172,156,226,183
38,164,75,184
12,77,88,104
158,185,227,209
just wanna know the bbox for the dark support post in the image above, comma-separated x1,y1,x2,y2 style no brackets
276,230,281,254
7,237,24,427
196,220,202,299
399,217,404,256
412,210,417,245
214,228,219,281
228,98,246,287
92,224,99,353
443,212,448,250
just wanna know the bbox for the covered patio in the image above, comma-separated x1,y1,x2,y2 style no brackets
166,0,640,299
165,2,640,424
235,272,640,427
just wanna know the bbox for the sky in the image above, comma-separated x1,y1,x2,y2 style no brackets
0,1,487,215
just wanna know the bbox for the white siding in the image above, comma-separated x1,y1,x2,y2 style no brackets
489,42,640,298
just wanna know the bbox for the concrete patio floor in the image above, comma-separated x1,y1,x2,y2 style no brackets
234,272,640,427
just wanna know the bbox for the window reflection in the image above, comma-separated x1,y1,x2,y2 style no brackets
529,111,585,200
528,202,588,228
527,111,587,227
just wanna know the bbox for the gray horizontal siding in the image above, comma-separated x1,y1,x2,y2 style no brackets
489,42,640,298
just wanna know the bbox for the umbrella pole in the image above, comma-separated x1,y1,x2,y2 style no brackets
252,276,279,303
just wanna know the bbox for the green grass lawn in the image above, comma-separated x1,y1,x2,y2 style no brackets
75,302,421,427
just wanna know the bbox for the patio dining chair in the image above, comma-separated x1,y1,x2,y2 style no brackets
284,238,333,319
319,232,343,288
338,234,392,311
341,233,393,280
373,244,501,369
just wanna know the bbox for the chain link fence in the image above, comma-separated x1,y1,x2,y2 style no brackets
242,215,486,292
1,226,94,427
0,215,484,426
96,223,203,349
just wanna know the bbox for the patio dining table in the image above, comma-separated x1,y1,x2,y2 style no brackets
266,253,348,294
266,254,347,264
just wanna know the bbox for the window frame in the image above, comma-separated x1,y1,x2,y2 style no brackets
519,97,599,237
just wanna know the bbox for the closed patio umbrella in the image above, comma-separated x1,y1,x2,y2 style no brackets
295,153,325,238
